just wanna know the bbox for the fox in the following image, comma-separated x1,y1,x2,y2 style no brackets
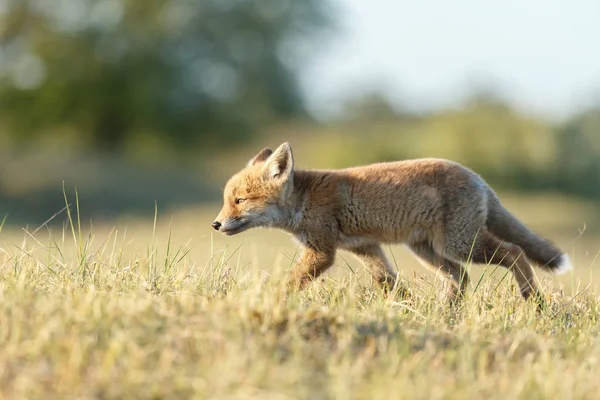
212,142,572,304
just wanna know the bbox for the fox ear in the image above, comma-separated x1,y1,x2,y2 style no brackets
247,147,273,167
263,142,293,180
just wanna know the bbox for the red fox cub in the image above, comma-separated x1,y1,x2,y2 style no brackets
212,142,572,303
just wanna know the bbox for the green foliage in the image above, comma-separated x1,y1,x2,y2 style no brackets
0,0,333,149
297,93,600,199
555,108,600,197
0,0,599,205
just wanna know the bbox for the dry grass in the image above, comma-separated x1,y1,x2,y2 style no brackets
1,195,599,399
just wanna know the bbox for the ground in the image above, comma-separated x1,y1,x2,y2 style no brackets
0,193,599,399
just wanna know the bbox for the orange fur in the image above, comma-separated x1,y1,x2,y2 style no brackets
213,142,572,304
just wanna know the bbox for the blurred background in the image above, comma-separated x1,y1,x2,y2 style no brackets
0,0,599,278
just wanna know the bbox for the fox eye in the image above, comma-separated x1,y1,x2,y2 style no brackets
234,198,246,204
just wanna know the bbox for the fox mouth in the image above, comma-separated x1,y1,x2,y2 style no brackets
220,219,250,235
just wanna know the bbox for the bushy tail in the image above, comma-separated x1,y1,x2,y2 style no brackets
486,190,572,274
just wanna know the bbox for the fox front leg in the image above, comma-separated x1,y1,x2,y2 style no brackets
286,245,336,291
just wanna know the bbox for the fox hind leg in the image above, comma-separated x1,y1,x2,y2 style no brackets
444,229,543,304
408,242,470,304
348,244,409,297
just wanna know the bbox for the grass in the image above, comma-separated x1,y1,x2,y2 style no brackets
0,196,599,399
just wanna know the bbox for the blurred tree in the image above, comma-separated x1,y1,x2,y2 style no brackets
555,107,600,197
342,90,408,122
414,94,556,184
0,0,333,150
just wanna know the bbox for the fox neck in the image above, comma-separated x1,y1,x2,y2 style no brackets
271,170,310,233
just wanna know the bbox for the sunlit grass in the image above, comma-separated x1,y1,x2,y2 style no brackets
0,194,599,399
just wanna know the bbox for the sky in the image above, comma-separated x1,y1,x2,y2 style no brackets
302,0,600,120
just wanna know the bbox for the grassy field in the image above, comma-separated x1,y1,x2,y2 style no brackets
1,193,600,399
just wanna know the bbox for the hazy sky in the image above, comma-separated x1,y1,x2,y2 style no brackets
303,0,600,120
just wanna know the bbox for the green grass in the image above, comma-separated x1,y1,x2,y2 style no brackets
0,196,599,399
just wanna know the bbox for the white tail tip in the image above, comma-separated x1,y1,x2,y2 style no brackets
555,254,573,274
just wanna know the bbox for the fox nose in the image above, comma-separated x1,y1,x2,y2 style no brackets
212,221,221,231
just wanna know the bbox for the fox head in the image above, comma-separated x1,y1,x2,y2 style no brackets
212,142,295,235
